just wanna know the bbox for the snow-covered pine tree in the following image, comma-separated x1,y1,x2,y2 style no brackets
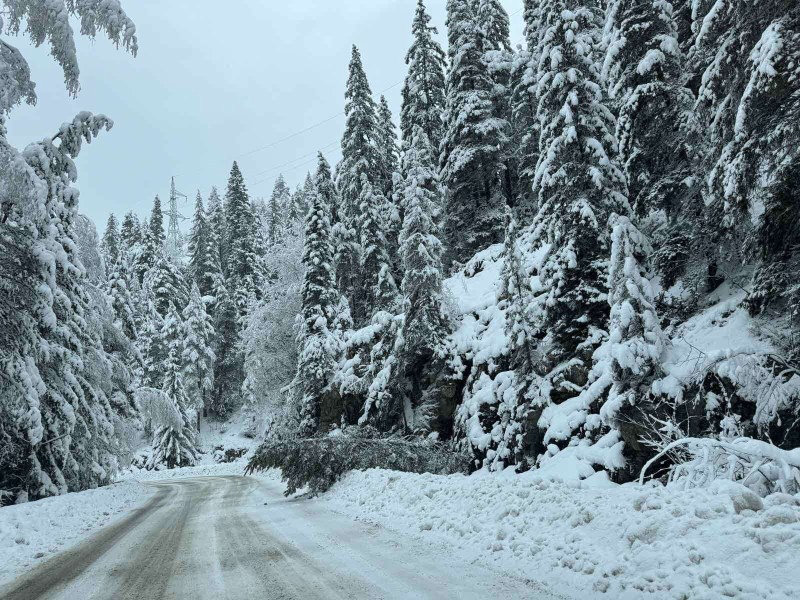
211,285,243,418
373,126,452,433
297,164,342,436
135,195,165,284
480,0,517,216
400,0,447,149
337,45,381,209
143,247,188,318
601,214,668,475
399,127,449,365
530,0,627,409
269,174,291,244
302,172,315,217
335,45,381,319
205,185,226,287
182,284,215,428
106,252,139,341
315,153,341,226
223,161,260,315
120,211,142,248
138,289,166,389
0,0,137,500
508,0,543,217
376,95,400,198
148,304,198,469
187,191,209,295
100,213,121,270
683,3,800,321
359,175,399,318
20,113,125,496
602,0,692,219
441,0,507,268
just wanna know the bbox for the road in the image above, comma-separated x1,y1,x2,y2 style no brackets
0,475,557,599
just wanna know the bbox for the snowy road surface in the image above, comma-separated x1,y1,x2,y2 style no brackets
0,476,558,599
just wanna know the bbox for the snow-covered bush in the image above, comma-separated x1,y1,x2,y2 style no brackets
246,427,470,495
641,437,800,496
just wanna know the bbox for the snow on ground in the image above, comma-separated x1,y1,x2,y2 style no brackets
0,480,153,587
117,460,252,482
323,468,800,600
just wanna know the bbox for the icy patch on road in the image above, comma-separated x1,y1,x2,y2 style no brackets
324,469,800,599
0,481,152,587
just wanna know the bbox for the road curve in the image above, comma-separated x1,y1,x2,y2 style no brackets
0,475,558,600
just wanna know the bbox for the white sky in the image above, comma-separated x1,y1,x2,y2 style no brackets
5,1,524,229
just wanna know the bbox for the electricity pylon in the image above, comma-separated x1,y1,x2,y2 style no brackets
165,177,188,261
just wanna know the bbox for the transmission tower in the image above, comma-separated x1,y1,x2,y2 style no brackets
165,177,188,261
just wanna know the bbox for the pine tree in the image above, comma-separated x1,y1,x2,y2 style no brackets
206,186,226,285
106,253,138,341
187,191,207,290
441,0,507,268
531,0,627,402
603,0,692,218
359,175,399,317
337,45,381,220
14,114,123,497
138,290,166,389
144,248,188,318
315,154,341,225
211,286,243,418
135,195,165,284
376,95,400,198
182,284,215,427
399,127,449,361
0,1,137,500
101,213,120,269
685,3,800,317
400,0,447,148
509,0,543,217
269,174,291,244
148,304,198,469
302,172,315,218
120,211,142,249
602,215,666,423
224,161,260,315
297,164,341,436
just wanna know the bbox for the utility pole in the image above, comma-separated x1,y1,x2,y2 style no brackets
165,177,188,261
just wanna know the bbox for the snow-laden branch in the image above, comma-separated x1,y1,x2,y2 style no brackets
640,436,800,495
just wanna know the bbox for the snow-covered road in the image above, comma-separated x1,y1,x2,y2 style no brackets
0,475,558,599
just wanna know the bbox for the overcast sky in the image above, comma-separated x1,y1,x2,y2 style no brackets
6,1,524,230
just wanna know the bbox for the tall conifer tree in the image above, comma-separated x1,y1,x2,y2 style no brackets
148,304,198,469
224,161,259,315
441,0,507,268
297,160,341,436
529,0,627,404
399,127,449,360
101,213,120,268
182,284,215,427
401,0,447,148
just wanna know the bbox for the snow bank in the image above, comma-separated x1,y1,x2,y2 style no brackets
0,481,153,586
324,469,800,599
118,460,252,482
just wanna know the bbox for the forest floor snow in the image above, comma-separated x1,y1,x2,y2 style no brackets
323,468,800,600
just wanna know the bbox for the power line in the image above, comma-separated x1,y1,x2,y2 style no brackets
252,139,339,179
250,148,342,190
238,79,404,159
